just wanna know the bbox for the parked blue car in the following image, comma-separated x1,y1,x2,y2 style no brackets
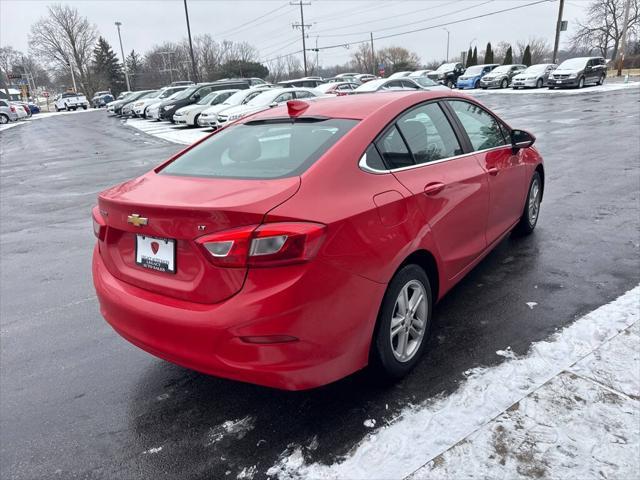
456,64,499,89
28,103,40,114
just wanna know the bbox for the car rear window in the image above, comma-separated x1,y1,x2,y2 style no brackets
160,118,358,179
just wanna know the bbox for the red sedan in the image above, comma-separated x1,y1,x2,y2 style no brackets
92,91,544,390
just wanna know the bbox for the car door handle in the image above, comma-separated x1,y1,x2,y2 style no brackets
424,182,445,196
488,167,499,176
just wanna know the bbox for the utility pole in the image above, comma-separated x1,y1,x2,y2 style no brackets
552,0,565,64
370,32,376,76
183,0,198,83
443,28,450,62
315,36,319,74
68,60,78,92
291,1,311,77
115,22,131,91
616,0,632,76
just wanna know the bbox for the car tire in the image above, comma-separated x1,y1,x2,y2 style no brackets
0,114,8,124
597,74,605,86
82,105,87,110
193,114,201,127
500,78,508,89
474,80,479,89
369,264,433,381
548,86,555,89
514,171,542,236
536,78,543,88
578,76,585,88
446,80,454,88
481,87,487,90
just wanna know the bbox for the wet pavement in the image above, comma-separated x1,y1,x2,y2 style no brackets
1,87,639,479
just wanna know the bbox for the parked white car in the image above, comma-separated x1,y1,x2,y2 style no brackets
122,90,158,117
216,88,320,127
388,71,413,79
511,64,557,89
354,77,449,93
146,91,183,121
54,92,89,111
173,89,239,126
197,87,275,128
409,69,435,77
132,86,189,118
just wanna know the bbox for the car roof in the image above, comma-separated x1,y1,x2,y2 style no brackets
248,90,462,121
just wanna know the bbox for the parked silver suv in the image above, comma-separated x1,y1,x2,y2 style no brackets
548,57,607,89
0,99,19,124
479,64,527,89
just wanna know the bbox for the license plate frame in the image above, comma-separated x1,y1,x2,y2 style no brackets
135,235,176,274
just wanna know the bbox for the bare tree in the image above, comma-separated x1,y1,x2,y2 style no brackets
0,46,21,93
570,0,639,60
516,37,552,64
29,4,98,96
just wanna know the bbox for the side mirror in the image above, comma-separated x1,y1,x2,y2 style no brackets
269,101,278,108
192,93,200,100
511,129,536,152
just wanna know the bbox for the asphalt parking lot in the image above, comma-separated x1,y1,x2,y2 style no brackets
1,86,639,479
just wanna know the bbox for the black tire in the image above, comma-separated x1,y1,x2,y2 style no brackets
536,78,543,88
500,78,508,89
597,74,605,86
446,80,454,89
577,76,585,88
481,86,488,90
514,171,542,236
0,114,8,124
54,105,60,112
193,114,201,127
474,80,479,89
82,105,87,110
370,264,433,381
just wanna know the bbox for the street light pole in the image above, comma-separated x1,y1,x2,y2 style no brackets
183,0,198,83
443,28,450,62
115,22,131,91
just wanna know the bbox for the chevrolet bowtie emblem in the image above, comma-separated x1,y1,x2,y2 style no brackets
127,214,148,227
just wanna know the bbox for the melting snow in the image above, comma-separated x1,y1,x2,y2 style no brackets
268,285,640,479
363,419,376,428
142,446,162,454
526,302,538,309
206,416,255,446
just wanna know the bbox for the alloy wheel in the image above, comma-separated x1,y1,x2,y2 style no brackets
528,177,541,226
501,78,508,88
390,280,428,363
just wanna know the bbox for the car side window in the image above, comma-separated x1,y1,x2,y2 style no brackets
400,80,420,89
396,102,462,164
448,100,508,151
295,90,314,99
275,92,294,103
383,80,403,90
375,126,413,168
362,143,387,170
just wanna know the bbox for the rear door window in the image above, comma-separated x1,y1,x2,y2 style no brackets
396,102,462,164
160,119,357,179
375,126,413,168
448,100,508,151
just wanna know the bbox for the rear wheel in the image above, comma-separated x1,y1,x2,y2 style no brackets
536,78,543,88
578,76,585,88
597,74,605,85
370,264,432,381
0,114,8,124
474,80,480,89
514,171,542,236
500,78,508,89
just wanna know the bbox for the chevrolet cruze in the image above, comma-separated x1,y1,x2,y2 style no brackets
93,91,544,390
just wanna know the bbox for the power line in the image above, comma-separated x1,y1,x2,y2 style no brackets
311,0,553,53
318,0,494,38
311,0,456,36
216,3,290,37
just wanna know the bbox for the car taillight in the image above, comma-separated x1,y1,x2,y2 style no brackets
92,206,106,240
23,106,29,113
196,222,326,268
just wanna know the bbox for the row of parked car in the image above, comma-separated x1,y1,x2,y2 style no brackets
402,56,607,90
102,55,609,132
0,98,41,124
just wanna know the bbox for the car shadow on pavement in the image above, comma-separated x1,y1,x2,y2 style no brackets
124,234,552,479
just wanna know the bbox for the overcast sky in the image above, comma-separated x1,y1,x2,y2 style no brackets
1,0,588,67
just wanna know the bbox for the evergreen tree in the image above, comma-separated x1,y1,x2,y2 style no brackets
465,46,473,67
92,37,123,95
483,42,494,64
471,46,478,66
126,50,141,90
503,45,513,65
522,45,532,66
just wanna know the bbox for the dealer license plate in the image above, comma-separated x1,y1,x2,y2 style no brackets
135,235,176,273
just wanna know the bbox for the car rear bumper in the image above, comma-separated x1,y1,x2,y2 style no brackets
92,246,385,390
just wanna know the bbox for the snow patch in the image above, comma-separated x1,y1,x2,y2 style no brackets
142,446,163,454
206,416,255,446
267,285,640,480
236,465,257,479
363,419,376,428
526,302,538,309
